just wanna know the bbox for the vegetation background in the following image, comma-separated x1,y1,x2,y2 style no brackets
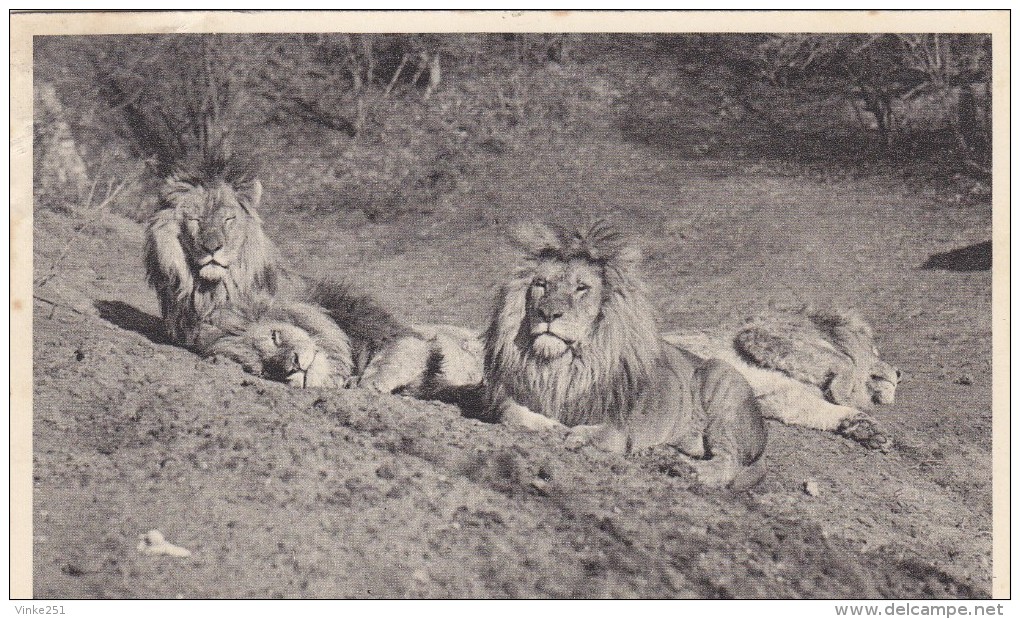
34,33,991,223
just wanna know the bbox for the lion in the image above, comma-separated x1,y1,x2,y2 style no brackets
201,297,355,388
200,294,484,395
667,307,900,451
483,221,768,490
144,162,281,352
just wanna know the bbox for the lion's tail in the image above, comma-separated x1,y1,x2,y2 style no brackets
727,457,767,492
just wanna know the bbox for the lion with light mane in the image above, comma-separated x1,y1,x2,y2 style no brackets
668,307,900,451
484,221,768,489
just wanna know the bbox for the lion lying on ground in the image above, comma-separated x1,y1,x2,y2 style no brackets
483,221,768,490
668,308,900,451
202,295,481,394
201,298,354,388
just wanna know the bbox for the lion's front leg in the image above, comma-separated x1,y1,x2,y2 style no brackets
564,424,628,454
758,383,892,451
357,335,434,393
498,400,565,432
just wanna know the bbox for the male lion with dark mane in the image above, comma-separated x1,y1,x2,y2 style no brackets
484,221,768,489
144,155,280,352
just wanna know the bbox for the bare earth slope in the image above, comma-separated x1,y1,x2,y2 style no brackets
31,146,992,598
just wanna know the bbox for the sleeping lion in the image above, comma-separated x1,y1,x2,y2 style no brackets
668,308,900,451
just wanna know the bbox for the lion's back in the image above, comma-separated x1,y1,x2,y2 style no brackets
664,329,822,401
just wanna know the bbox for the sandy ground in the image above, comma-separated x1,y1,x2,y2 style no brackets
30,141,993,598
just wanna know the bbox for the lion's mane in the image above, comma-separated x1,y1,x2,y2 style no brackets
734,307,895,410
143,170,281,350
202,296,355,386
483,221,662,427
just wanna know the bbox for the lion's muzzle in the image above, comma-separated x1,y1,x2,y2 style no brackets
530,330,573,359
868,366,901,405
195,252,232,281
284,349,319,388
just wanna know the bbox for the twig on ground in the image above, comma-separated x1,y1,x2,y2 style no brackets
35,176,133,290
32,293,88,319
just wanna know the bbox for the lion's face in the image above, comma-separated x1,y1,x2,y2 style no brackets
830,343,901,410
165,179,259,282
485,221,662,426
865,358,901,405
525,259,604,360
247,322,336,388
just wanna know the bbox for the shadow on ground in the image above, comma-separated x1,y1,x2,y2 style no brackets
922,241,992,272
95,300,166,345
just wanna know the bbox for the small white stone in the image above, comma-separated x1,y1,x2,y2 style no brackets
137,529,191,558
803,480,821,497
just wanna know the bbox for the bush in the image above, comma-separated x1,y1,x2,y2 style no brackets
33,33,992,222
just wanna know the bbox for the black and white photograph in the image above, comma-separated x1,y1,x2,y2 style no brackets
13,10,1008,602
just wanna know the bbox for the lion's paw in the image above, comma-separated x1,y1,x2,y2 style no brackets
837,415,893,452
682,456,740,489
565,424,627,454
565,425,601,450
691,463,732,488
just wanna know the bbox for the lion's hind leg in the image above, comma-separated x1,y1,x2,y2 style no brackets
686,358,768,489
756,381,892,452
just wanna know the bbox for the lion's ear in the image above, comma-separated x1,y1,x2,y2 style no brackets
510,222,561,257
615,243,642,268
235,179,263,211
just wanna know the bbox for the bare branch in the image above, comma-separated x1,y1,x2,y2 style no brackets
33,294,89,318
384,54,410,97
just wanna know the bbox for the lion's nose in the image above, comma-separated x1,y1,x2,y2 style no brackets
203,240,224,254
537,307,564,323
895,369,903,381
